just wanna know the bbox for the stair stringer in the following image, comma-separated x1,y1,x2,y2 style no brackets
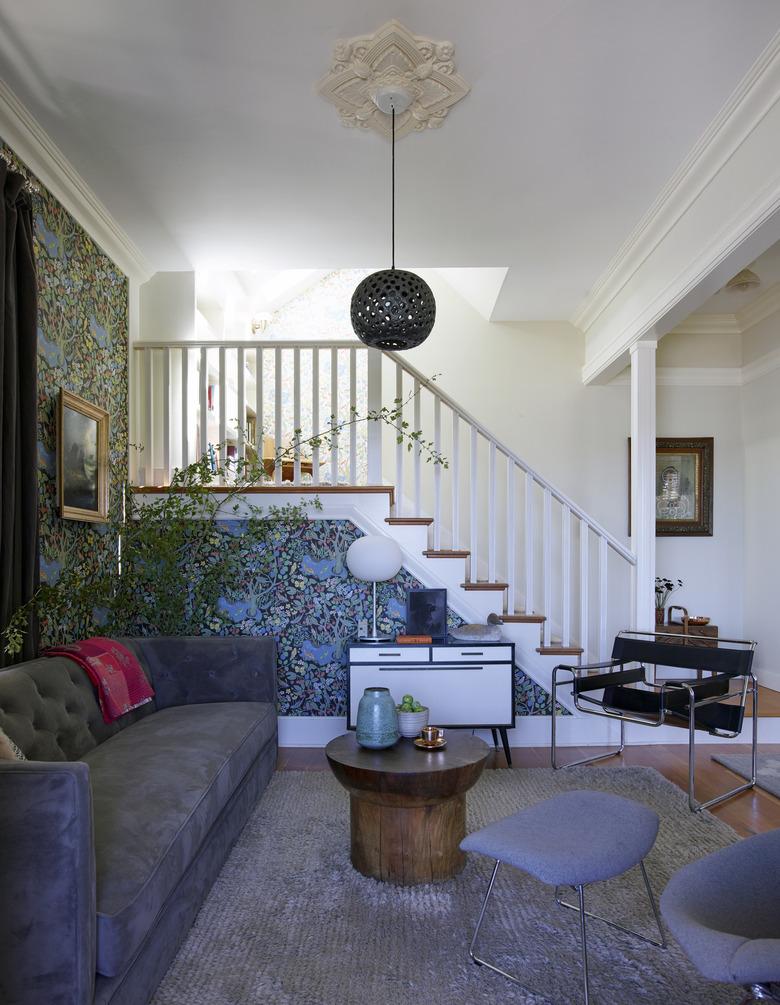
330,502,578,714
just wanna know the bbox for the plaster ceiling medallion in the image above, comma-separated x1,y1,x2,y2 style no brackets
317,19,470,139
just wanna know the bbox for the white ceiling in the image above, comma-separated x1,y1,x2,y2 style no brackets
1,1,779,319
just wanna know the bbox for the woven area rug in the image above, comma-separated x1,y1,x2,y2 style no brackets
152,766,743,1005
712,751,780,798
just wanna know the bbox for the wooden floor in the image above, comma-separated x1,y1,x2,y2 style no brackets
277,742,780,838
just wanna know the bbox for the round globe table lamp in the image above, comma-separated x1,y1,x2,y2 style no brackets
346,535,403,642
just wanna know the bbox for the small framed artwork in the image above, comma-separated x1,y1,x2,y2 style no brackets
406,588,447,639
628,437,713,536
57,389,109,523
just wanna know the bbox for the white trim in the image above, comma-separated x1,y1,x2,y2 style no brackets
582,172,780,385
742,346,780,385
668,282,780,338
738,280,780,331
573,30,780,333
276,714,780,746
610,366,742,387
671,315,742,336
0,80,152,282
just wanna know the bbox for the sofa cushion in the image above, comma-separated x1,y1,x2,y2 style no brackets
0,657,157,761
83,702,276,977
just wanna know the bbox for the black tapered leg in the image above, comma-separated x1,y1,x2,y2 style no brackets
490,728,499,750
499,728,512,766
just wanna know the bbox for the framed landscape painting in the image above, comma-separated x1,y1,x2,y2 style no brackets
628,437,713,536
57,389,109,523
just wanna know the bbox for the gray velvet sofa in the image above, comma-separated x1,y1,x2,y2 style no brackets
0,636,278,1005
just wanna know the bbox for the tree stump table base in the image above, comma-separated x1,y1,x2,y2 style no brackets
326,732,489,886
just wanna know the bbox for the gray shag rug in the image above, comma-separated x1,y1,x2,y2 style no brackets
713,751,780,798
152,767,743,1005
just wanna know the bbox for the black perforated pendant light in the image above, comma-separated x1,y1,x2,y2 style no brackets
351,105,436,350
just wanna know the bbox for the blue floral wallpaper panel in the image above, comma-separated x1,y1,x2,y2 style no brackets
1,139,129,646
204,518,555,717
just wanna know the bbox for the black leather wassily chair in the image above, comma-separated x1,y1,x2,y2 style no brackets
551,630,758,812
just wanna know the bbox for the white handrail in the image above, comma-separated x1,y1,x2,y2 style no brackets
384,350,636,565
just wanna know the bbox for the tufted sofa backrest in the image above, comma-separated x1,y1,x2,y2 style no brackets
0,656,157,761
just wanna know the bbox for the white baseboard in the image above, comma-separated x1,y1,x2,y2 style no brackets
277,714,780,747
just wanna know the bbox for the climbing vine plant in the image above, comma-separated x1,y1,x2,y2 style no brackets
4,385,447,656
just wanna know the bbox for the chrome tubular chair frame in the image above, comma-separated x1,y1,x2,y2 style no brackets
740,984,780,1004
551,631,758,812
469,859,664,1005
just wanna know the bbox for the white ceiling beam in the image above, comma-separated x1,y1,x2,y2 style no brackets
577,31,780,384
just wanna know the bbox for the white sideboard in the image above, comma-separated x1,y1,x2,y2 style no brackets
347,641,516,761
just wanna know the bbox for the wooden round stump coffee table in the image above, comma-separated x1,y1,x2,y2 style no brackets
326,732,490,886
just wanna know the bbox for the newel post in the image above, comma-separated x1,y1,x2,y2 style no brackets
630,339,657,632
366,348,382,484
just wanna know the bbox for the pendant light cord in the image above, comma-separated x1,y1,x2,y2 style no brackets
391,105,395,270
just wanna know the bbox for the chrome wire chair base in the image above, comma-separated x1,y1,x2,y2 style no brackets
554,861,666,950
740,984,780,1004
468,859,665,1005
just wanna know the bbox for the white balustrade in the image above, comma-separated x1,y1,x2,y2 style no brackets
131,339,636,659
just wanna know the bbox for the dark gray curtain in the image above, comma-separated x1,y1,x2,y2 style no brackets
0,159,39,664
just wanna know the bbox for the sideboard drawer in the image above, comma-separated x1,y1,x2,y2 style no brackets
432,644,513,663
349,664,513,728
350,646,430,663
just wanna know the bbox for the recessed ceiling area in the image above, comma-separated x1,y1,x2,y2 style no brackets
691,243,780,316
1,2,780,320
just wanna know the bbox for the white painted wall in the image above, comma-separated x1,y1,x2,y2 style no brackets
742,366,780,685
656,385,745,637
139,272,196,343
409,273,759,655
408,270,631,541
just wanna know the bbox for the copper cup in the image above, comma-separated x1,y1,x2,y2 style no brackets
421,725,441,744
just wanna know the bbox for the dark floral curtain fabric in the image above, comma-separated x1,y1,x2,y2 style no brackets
0,160,39,663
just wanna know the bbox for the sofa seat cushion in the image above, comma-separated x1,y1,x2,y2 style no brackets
83,702,276,977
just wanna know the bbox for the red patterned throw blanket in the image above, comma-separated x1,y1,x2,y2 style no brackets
44,637,155,723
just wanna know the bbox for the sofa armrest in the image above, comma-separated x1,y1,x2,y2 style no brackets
120,636,277,709
0,760,95,1005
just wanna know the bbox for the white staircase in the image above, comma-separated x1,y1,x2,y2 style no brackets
130,339,637,717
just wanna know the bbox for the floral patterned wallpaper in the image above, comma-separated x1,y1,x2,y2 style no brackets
0,143,554,716
1,140,129,645
208,518,555,717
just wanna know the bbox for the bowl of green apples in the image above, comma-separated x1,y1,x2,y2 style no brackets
396,694,430,738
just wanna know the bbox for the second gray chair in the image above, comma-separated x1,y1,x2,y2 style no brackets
661,828,780,1004
461,789,665,1005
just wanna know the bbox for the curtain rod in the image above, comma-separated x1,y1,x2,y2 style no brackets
0,149,40,195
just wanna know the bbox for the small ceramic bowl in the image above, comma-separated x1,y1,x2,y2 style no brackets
396,708,429,738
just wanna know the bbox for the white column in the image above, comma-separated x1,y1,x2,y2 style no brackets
630,339,657,632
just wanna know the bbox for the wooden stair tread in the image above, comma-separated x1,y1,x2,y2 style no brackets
385,516,434,526
423,549,470,558
500,613,546,623
460,581,509,591
536,645,584,655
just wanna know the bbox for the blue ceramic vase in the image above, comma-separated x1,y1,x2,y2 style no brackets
356,687,399,749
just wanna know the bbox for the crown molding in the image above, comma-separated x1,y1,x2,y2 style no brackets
670,314,741,337
668,281,780,337
741,345,780,385
572,30,780,334
0,80,152,282
610,366,742,387
582,165,780,385
737,280,780,331
609,347,780,387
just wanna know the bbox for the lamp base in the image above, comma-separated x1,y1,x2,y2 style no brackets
358,632,395,642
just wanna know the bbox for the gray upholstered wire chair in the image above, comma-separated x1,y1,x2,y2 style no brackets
661,828,780,1004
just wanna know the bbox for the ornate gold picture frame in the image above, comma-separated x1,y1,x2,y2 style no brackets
57,389,109,523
